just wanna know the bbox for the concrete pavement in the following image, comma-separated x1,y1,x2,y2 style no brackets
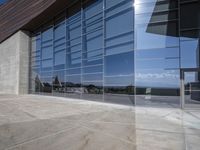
0,95,199,150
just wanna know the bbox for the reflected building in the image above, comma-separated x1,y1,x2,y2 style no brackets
0,0,200,108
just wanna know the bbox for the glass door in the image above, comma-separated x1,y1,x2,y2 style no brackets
181,69,200,109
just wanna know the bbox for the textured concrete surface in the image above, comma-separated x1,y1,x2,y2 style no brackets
0,95,199,150
0,31,30,95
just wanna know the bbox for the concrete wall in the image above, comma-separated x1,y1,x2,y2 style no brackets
0,31,30,94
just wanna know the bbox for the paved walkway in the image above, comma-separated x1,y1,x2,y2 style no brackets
0,95,199,150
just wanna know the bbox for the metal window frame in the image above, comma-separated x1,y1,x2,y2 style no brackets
180,68,200,109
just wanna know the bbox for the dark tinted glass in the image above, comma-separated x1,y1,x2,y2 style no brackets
180,1,200,29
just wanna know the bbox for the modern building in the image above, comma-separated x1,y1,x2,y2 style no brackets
0,0,199,109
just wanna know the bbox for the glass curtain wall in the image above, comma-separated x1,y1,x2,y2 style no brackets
180,0,200,106
53,13,66,97
40,25,54,95
134,0,180,107
30,0,135,105
82,0,103,101
104,0,134,105
180,0,200,68
30,0,200,107
30,33,41,94
66,2,82,99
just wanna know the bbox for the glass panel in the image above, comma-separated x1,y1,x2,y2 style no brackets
83,49,103,59
69,27,81,39
84,0,103,18
42,59,53,68
135,23,179,50
82,73,103,82
134,0,180,107
106,0,125,9
104,94,135,105
54,23,65,40
104,51,134,104
53,71,65,96
66,53,81,68
30,67,41,94
54,51,65,66
106,10,134,38
29,79,40,94
82,82,103,101
135,0,178,14
42,46,53,59
180,30,200,41
69,37,81,46
105,75,134,87
105,51,134,76
104,75,135,105
180,2,200,29
105,42,134,55
40,27,53,85
135,47,179,59
105,32,133,47
85,32,103,51
104,0,134,105
42,27,53,42
184,72,200,108
66,68,81,75
135,11,178,25
136,58,179,70
106,1,133,18
40,77,52,94
181,40,200,68
40,71,52,77
135,69,180,106
65,75,81,99
82,65,103,74
30,34,42,93
82,0,103,101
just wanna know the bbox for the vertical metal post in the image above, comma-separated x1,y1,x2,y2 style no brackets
102,0,105,102
81,0,83,99
178,0,183,109
180,69,185,109
52,22,55,96
133,0,136,106
39,31,42,95
64,9,67,98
